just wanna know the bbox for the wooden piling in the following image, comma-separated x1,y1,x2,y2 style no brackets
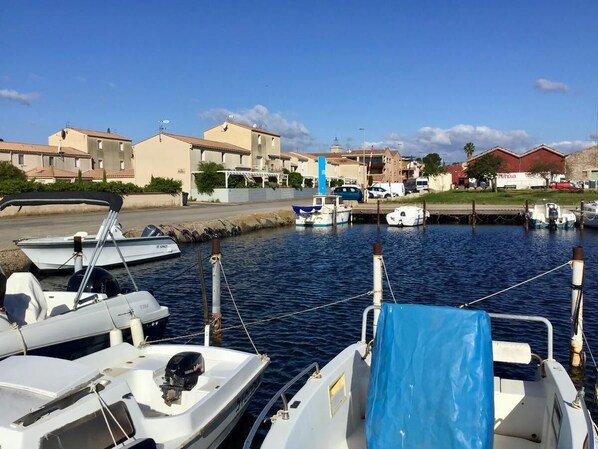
524,200,529,230
376,200,380,231
579,201,584,230
423,200,427,228
570,246,584,368
471,200,477,228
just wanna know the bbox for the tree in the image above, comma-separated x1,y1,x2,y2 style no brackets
195,162,225,194
527,160,561,188
422,153,445,177
464,142,475,160
465,154,504,190
0,161,26,181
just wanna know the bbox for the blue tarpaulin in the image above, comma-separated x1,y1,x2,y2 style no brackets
292,205,322,214
365,303,494,449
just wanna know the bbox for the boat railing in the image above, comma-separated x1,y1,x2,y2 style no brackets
361,306,554,360
243,362,321,449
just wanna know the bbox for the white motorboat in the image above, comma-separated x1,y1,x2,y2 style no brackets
385,205,429,227
581,200,598,229
246,244,596,449
0,341,269,449
526,201,577,230
1,192,181,271
0,192,170,360
292,195,351,227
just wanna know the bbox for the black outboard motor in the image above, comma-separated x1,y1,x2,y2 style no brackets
548,204,559,229
160,351,204,406
141,225,164,238
66,267,121,298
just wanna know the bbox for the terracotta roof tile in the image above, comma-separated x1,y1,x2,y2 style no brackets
0,141,91,157
26,166,90,179
204,121,280,137
163,133,250,154
66,127,131,141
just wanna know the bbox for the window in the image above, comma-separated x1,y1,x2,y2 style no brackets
48,156,54,166
98,159,104,168
98,140,103,150
120,160,124,170
271,137,275,148
18,154,24,165
119,142,124,152
75,158,80,168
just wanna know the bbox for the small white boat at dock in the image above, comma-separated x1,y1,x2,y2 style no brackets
386,205,429,227
580,200,598,229
292,195,351,227
526,201,576,230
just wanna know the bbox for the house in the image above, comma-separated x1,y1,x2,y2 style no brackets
565,144,598,181
203,121,281,172
0,141,92,181
468,145,565,173
48,127,133,172
328,147,402,184
133,133,251,194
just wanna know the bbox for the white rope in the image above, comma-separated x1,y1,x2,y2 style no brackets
148,290,373,344
381,256,397,303
459,261,572,308
91,383,131,447
583,330,597,368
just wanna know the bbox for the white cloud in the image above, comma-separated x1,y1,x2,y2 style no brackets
200,104,314,150
386,124,535,163
548,140,596,153
535,78,569,93
0,89,38,105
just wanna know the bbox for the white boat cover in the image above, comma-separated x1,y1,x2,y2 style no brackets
365,303,494,449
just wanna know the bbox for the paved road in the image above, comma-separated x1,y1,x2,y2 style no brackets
0,199,298,250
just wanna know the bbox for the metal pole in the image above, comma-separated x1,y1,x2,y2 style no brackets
376,200,380,230
210,239,222,340
373,242,383,336
570,246,584,368
360,127,367,203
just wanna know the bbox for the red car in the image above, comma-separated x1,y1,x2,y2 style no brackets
549,181,580,190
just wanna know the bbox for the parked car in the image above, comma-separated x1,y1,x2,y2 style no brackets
331,185,364,202
367,186,395,199
549,181,580,190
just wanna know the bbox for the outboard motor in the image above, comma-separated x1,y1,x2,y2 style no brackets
160,351,204,406
141,225,164,238
548,205,559,229
66,267,121,298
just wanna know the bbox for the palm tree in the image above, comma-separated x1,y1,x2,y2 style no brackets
464,142,475,160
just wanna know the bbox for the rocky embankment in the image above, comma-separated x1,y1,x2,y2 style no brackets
0,210,295,275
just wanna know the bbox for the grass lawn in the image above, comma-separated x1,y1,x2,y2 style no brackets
395,189,598,205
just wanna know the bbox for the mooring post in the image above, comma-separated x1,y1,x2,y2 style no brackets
376,200,380,231
580,201,584,230
524,200,529,230
570,246,584,368
423,200,427,228
373,243,383,337
332,205,337,229
471,200,476,228
73,235,83,273
210,239,222,340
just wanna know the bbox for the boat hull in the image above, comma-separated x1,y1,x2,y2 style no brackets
386,206,429,227
17,235,181,271
295,209,351,227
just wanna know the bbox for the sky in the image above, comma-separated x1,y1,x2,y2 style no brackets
1,1,597,163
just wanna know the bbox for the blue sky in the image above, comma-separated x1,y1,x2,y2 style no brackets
1,1,597,163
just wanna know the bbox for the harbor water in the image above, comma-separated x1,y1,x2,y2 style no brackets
41,223,598,446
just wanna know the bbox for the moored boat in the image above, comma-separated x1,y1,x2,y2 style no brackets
0,342,269,448
526,201,576,230
245,244,596,449
581,200,598,229
385,205,429,227
292,195,351,227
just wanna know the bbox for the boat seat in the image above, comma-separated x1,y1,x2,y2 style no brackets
4,273,48,326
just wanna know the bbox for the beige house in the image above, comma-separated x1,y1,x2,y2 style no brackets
48,127,133,172
308,152,367,186
26,166,93,184
0,141,92,179
134,133,251,194
565,144,598,181
203,121,281,171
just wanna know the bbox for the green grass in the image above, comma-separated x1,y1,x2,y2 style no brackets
394,189,597,205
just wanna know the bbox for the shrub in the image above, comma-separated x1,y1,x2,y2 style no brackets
143,176,182,194
195,162,225,194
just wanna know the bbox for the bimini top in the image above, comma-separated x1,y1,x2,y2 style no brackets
0,192,123,213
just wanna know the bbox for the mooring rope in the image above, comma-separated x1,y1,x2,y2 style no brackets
148,290,373,344
459,261,572,308
381,256,397,303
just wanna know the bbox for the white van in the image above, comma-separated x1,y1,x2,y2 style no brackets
372,182,405,197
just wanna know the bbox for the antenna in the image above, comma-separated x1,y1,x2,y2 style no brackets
159,119,170,142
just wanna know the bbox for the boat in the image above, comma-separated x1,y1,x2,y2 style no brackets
580,200,598,229
385,205,429,227
525,201,577,229
0,192,170,360
2,192,181,271
0,341,269,448
245,244,596,449
292,194,351,227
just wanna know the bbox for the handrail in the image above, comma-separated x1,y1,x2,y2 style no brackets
581,397,597,449
488,313,553,360
361,305,379,343
243,362,320,449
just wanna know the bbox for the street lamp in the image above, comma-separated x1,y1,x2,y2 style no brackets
359,128,366,198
